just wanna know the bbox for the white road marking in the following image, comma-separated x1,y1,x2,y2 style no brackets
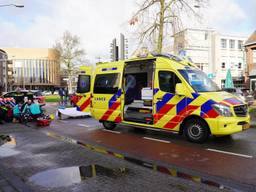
206,148,253,159
102,129,121,134
143,137,171,144
77,123,90,128
88,127,99,131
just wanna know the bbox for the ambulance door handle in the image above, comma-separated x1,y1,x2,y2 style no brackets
157,97,163,101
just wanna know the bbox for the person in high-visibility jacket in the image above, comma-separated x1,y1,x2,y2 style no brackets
22,100,42,119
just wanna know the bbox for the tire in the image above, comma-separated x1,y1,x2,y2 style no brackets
102,121,116,130
184,118,209,143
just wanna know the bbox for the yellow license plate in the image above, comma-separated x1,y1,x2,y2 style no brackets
242,123,250,130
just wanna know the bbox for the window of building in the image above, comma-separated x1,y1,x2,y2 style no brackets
238,40,243,50
205,32,208,40
221,39,227,48
221,62,225,69
158,71,181,93
94,73,120,94
230,62,235,68
238,62,242,69
229,39,235,49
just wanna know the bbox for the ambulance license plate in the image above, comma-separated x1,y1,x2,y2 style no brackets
242,123,250,130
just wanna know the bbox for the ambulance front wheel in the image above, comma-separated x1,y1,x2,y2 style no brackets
102,121,116,130
184,118,209,143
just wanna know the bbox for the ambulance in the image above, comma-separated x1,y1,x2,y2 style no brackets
76,53,250,143
70,66,92,113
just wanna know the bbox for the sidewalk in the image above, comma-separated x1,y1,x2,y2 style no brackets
0,164,32,192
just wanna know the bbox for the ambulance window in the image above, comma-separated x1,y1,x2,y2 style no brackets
159,71,181,93
77,75,90,93
94,73,120,94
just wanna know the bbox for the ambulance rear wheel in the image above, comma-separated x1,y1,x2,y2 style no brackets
184,118,209,143
102,121,116,130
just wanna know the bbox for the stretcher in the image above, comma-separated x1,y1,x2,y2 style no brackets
57,107,91,119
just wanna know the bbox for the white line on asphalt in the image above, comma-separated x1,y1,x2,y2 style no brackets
77,123,90,128
206,148,253,159
87,128,99,131
102,129,121,134
143,137,171,144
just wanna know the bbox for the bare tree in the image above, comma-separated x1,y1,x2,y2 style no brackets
54,31,85,92
129,0,207,53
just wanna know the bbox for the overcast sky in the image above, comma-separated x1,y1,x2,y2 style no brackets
0,0,255,63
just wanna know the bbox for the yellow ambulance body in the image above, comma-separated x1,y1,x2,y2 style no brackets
84,54,250,143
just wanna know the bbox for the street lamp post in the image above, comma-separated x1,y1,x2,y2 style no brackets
0,3,24,92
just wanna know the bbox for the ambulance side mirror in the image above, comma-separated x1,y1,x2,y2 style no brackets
175,83,193,99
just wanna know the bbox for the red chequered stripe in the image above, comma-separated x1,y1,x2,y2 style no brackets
114,114,122,123
100,102,121,121
80,97,91,111
202,108,219,118
223,98,243,105
164,105,199,129
154,104,175,124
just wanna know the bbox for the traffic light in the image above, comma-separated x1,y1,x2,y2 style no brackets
110,34,128,61
110,38,118,61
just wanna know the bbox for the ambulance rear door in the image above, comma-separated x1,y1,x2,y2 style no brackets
75,66,92,113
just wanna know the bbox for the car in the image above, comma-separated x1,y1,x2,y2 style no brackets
3,90,45,105
42,91,52,96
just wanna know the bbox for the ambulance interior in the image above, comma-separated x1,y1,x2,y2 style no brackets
123,60,154,124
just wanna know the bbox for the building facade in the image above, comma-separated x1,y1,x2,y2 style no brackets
0,49,7,91
173,28,246,88
1,48,60,90
244,31,256,91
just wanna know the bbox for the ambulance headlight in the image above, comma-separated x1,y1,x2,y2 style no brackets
212,104,233,117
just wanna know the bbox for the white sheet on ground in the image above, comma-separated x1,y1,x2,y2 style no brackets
58,107,90,117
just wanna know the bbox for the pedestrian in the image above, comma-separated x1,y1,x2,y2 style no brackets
14,87,25,104
27,90,34,101
64,87,69,105
13,102,22,123
0,106,6,124
58,88,65,105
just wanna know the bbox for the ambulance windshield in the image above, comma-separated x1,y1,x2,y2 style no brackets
179,69,221,92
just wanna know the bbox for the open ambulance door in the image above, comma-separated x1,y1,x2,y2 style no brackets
73,66,92,113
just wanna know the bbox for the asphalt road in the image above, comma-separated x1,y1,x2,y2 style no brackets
0,122,226,192
51,114,256,158
43,103,256,191
46,103,256,158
